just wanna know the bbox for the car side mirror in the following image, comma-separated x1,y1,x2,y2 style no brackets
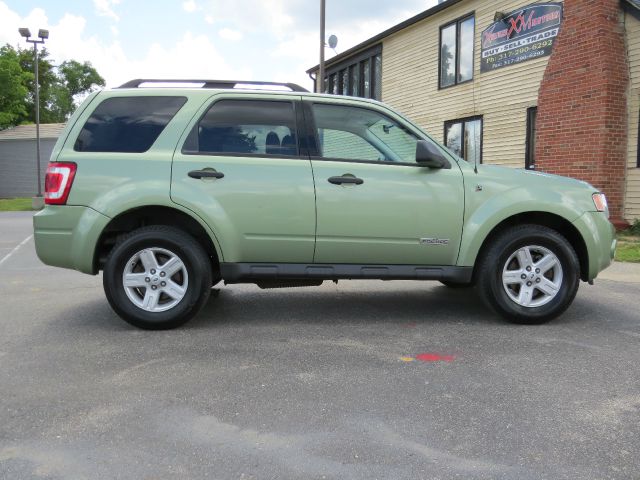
416,140,451,169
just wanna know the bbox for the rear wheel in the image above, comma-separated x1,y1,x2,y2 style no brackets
103,226,212,330
476,225,580,324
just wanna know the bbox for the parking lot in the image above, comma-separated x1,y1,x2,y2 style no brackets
1,211,639,479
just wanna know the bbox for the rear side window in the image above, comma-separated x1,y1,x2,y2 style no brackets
74,96,187,153
182,99,298,156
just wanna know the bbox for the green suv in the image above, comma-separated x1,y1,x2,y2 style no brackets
33,79,616,329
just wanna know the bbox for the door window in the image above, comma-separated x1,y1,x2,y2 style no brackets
311,103,421,164
182,99,298,156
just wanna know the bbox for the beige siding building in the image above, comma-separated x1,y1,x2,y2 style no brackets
308,0,639,226
625,9,640,223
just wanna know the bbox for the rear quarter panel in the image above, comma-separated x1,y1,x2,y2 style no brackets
51,89,226,261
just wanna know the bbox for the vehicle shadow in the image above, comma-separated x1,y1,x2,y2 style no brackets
189,282,501,330
60,281,607,332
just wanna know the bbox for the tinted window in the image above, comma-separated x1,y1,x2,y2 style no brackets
363,59,371,98
341,70,349,95
458,17,475,83
319,129,384,161
374,54,382,100
74,96,186,153
312,103,421,163
322,46,381,100
445,117,482,163
440,15,475,88
183,100,298,156
350,65,360,96
440,23,457,88
445,122,462,157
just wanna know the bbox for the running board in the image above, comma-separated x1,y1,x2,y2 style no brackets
220,263,473,284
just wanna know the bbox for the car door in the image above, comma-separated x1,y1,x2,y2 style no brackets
305,99,464,266
171,94,316,263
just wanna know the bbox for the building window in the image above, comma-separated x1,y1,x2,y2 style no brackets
444,116,482,164
321,45,382,100
350,65,360,97
637,110,640,168
439,14,475,88
526,107,537,170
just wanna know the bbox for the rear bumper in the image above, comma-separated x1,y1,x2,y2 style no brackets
33,205,110,274
572,211,616,281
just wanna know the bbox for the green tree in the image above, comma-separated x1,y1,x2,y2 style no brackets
52,60,105,120
0,44,105,128
16,45,59,123
0,46,31,128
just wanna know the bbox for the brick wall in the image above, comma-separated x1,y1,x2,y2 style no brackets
536,0,629,226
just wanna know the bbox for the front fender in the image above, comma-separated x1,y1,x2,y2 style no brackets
456,186,585,267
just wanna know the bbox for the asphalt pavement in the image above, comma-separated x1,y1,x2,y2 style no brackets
1,211,639,480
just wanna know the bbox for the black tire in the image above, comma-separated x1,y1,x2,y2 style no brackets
439,280,472,289
103,225,212,330
475,224,580,324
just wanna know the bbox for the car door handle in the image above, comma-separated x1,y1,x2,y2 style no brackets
328,175,364,185
188,169,224,179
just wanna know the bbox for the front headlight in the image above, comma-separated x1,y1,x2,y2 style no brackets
592,193,609,218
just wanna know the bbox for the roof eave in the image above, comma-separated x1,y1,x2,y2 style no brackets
306,0,464,74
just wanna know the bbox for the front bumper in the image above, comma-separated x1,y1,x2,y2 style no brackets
33,205,111,274
572,211,616,281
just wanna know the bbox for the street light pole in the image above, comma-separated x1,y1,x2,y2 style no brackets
319,0,325,94
33,42,41,197
18,28,49,198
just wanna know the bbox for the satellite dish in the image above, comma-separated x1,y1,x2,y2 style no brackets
327,35,338,49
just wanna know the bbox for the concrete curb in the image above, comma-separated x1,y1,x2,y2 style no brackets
597,261,640,284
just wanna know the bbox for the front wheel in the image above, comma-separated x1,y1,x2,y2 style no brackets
103,226,212,330
476,225,580,324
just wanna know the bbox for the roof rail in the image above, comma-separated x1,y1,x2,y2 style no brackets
117,79,309,92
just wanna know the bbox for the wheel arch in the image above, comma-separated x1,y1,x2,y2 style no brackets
464,211,589,282
94,205,223,274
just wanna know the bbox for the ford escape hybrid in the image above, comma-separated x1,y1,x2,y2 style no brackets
33,79,616,330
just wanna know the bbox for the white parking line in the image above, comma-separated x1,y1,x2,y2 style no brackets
0,234,33,268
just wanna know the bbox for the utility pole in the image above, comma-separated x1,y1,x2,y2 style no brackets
319,0,326,93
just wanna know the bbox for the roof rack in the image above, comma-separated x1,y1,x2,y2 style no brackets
117,79,309,92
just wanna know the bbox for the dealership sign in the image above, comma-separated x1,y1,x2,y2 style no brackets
481,3,563,73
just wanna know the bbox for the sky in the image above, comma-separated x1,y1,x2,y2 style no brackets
0,0,438,91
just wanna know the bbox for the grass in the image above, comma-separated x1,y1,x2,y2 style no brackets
616,220,640,263
0,197,33,211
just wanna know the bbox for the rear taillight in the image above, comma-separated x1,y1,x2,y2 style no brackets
44,162,77,205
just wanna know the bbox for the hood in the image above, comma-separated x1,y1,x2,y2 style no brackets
476,164,598,193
